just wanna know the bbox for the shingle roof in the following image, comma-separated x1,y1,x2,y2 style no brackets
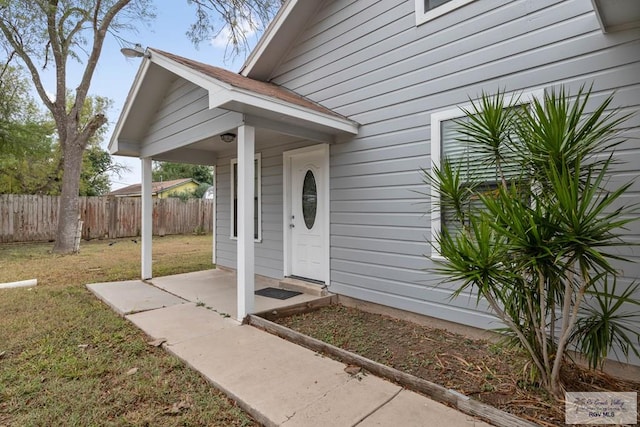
109,178,195,197
149,48,348,120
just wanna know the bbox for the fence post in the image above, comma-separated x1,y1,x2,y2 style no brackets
74,215,83,252
107,196,118,239
158,198,166,237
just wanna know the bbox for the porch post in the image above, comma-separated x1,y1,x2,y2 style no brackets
237,125,255,320
141,157,153,280
212,165,216,265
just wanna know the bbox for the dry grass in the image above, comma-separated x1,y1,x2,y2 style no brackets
0,235,256,426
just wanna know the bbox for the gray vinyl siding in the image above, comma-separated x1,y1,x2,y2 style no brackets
214,138,320,278
267,0,640,334
141,79,228,151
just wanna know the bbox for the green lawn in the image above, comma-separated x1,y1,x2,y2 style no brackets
0,235,256,426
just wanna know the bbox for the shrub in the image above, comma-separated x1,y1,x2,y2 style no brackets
425,86,640,398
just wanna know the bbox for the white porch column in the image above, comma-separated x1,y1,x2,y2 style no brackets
237,125,255,320
141,157,153,280
212,165,217,265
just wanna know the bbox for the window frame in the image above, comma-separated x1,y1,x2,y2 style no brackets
429,89,544,257
415,0,475,26
230,153,262,242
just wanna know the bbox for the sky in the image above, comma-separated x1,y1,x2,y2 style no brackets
44,2,261,190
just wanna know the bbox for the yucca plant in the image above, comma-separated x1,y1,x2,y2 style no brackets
426,85,639,398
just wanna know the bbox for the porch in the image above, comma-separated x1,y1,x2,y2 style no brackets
87,269,324,320
109,48,358,322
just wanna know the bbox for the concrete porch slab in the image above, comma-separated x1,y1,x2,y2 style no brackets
86,280,185,315
149,269,320,319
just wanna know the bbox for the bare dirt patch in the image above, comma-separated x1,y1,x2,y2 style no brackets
274,304,640,427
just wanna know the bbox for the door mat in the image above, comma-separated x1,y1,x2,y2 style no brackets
255,287,302,300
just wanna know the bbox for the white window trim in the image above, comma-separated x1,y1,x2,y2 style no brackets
230,153,262,242
429,89,544,257
415,0,475,26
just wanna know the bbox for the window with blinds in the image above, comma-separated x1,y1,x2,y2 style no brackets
429,90,543,255
440,115,522,231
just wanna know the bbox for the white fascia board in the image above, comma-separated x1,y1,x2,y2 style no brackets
212,88,359,135
240,0,298,77
139,111,244,158
151,53,233,93
110,139,139,156
108,59,152,153
244,115,333,143
591,0,607,32
152,148,218,166
208,85,235,109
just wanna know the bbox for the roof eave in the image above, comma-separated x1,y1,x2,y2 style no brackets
592,0,640,33
212,87,359,135
108,58,152,155
150,50,232,92
240,0,322,80
240,0,298,77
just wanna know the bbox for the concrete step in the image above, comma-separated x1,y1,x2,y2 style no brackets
279,277,328,297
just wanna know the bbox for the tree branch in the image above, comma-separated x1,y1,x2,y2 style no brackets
44,0,67,116
77,113,107,147
0,21,55,113
59,7,90,54
71,0,131,127
0,50,15,81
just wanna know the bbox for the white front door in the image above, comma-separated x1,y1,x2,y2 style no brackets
285,145,328,283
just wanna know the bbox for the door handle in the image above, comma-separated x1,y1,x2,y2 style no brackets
289,223,295,228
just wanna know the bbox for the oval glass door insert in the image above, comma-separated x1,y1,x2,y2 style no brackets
302,170,317,229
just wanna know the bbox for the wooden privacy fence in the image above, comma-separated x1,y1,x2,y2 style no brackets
0,195,214,243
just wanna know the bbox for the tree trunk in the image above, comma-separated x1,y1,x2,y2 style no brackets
53,140,84,254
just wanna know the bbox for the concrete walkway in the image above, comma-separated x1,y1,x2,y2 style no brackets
87,272,492,426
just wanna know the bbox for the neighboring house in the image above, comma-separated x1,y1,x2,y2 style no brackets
109,178,199,199
110,0,640,365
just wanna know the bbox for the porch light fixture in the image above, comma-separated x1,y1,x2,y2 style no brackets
120,43,148,58
220,132,236,143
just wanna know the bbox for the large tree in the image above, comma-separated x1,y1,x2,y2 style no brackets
0,66,127,195
0,61,53,157
0,61,58,194
0,0,280,253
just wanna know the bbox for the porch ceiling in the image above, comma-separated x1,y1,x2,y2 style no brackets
109,48,358,165
150,128,300,165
